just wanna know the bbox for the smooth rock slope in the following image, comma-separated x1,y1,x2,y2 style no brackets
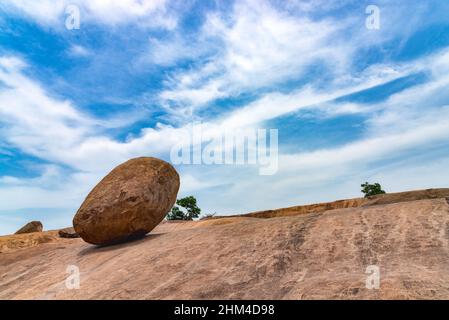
1,189,449,299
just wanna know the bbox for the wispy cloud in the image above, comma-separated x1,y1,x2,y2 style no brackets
159,0,350,115
0,0,176,29
67,44,91,58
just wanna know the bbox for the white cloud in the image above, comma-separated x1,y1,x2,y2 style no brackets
156,0,434,118
221,72,403,129
0,56,92,162
67,44,91,57
0,56,176,173
0,0,176,29
0,48,446,213
159,0,349,114
281,110,449,173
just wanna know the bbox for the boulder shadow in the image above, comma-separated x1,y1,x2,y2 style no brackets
78,233,163,256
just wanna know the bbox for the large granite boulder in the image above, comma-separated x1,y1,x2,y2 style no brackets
15,221,43,234
73,157,180,245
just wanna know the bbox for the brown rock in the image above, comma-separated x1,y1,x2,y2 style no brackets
73,157,180,245
2,188,449,299
14,221,43,234
58,227,79,238
3,194,449,299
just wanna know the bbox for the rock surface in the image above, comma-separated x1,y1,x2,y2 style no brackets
14,221,43,234
1,188,449,299
228,188,449,219
58,227,79,238
73,157,180,245
0,231,58,253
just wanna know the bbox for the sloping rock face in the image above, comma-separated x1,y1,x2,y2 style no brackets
1,191,449,299
237,198,366,219
73,157,180,245
363,188,449,206
231,188,449,219
14,221,43,234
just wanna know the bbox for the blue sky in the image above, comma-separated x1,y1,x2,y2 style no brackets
1,0,449,235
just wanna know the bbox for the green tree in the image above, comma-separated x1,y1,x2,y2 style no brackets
361,182,386,197
166,196,201,220
166,206,185,220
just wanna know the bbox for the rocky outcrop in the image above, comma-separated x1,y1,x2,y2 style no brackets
236,198,366,219
73,157,180,245
58,227,79,238
14,221,43,234
0,231,58,253
363,188,449,206
229,188,449,219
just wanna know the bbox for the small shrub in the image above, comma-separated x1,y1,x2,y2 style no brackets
361,182,386,198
